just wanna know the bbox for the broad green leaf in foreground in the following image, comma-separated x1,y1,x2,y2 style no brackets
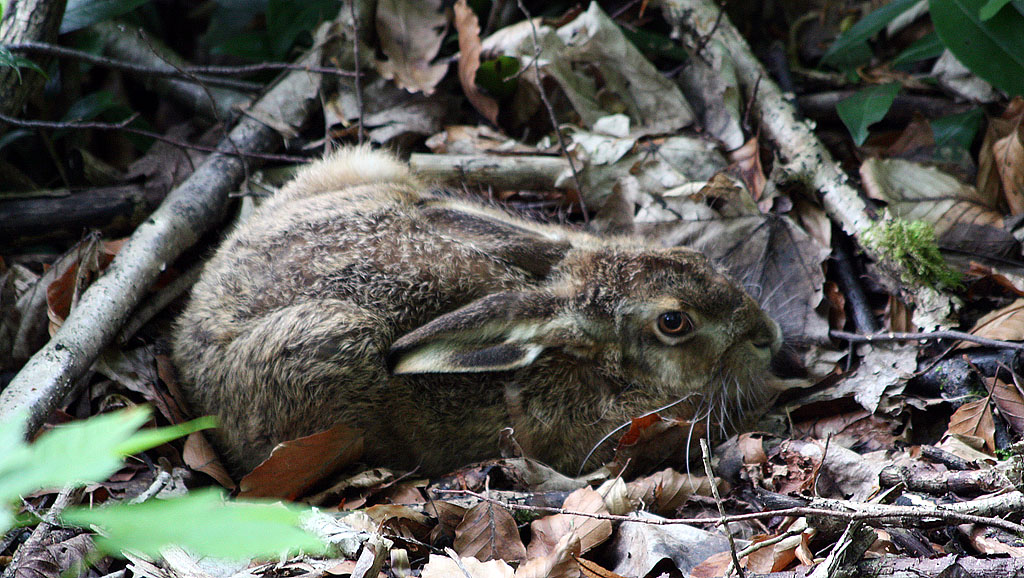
0,46,46,83
821,0,920,70
62,489,326,558
892,32,945,68
0,408,214,515
837,83,901,146
931,108,985,150
930,0,1024,96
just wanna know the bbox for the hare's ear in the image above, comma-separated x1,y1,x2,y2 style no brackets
387,292,568,374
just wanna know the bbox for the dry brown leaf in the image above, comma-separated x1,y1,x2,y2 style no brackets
182,432,235,490
967,298,1024,343
421,553,515,578
427,500,468,543
375,0,449,94
453,0,497,124
689,551,738,578
576,557,627,578
978,97,1024,210
514,533,580,578
987,376,1024,435
744,532,801,573
947,398,996,453
728,137,766,201
238,423,364,500
861,157,1003,237
527,487,612,558
454,502,527,562
969,525,1024,556
625,469,718,516
737,433,768,466
993,127,1024,215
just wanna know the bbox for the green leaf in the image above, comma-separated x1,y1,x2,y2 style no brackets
476,56,519,100
0,46,46,83
931,108,985,149
980,0,1013,18
892,32,945,68
115,416,216,456
62,489,326,558
836,83,901,146
930,0,1024,96
62,91,120,123
0,408,151,502
821,0,921,70
620,26,689,63
61,0,152,34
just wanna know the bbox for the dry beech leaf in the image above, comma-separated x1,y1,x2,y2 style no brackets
596,477,632,516
182,432,235,490
689,551,739,578
744,532,802,573
978,97,1024,211
238,424,364,500
861,157,1003,237
993,127,1024,215
728,137,766,201
453,0,497,124
427,500,468,543
625,469,718,516
527,487,612,558
737,433,768,466
421,553,515,578
375,0,449,94
514,533,580,578
577,557,627,578
970,525,1024,556
453,502,527,562
967,298,1024,343
947,398,996,453
987,376,1024,435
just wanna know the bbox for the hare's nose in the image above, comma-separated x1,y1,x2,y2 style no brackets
751,317,782,355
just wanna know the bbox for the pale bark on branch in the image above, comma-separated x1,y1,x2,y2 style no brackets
0,38,329,436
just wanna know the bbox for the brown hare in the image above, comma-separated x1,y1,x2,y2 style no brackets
172,146,781,477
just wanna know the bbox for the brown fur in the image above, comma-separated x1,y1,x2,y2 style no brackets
172,146,781,477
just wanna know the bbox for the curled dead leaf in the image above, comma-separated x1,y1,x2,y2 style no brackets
947,398,996,454
454,0,498,124
238,423,364,500
527,487,611,558
454,502,527,562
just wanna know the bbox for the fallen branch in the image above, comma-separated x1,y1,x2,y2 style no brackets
0,183,161,248
747,554,1024,578
0,25,333,437
409,153,572,192
660,0,916,300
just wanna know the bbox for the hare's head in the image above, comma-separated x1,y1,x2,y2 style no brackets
387,244,780,431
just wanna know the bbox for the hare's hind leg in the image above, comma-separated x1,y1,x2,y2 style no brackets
198,299,394,475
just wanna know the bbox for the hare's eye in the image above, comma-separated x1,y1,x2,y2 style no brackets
657,311,692,336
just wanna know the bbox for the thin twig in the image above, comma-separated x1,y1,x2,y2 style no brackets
515,0,587,222
830,329,1024,351
432,489,1024,534
0,111,312,163
701,439,745,578
5,40,356,81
